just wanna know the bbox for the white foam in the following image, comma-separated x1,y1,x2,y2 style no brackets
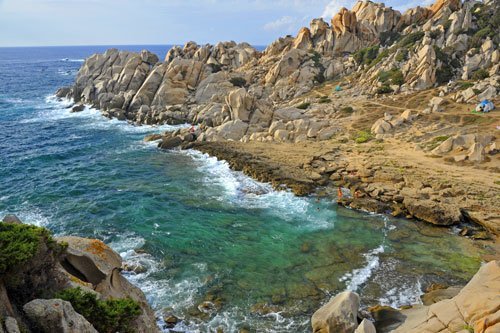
60,58,84,62
340,245,385,291
0,205,51,227
23,95,189,136
379,279,423,308
182,150,335,230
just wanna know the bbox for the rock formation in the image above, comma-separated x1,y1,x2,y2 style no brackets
0,216,158,333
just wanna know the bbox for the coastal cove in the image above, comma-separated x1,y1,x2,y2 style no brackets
0,46,492,332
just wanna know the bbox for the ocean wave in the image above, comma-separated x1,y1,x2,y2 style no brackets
182,150,335,230
0,205,51,227
339,245,385,291
60,58,85,62
23,95,189,135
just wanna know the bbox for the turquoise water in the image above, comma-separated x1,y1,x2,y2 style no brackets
0,46,485,332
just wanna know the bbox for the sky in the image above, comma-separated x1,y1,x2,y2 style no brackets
0,0,434,47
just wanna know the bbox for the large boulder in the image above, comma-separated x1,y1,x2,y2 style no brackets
216,120,249,141
393,260,500,333
23,299,98,333
57,236,122,285
311,291,360,333
225,88,254,122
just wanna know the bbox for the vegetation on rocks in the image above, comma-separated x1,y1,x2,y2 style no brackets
376,85,394,94
296,102,311,110
229,77,246,87
471,69,490,81
398,31,425,48
353,130,374,144
378,68,404,86
354,45,380,65
55,287,141,333
0,223,61,274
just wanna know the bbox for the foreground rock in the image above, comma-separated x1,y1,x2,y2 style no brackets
311,261,500,333
311,291,360,333
0,216,159,333
23,299,98,333
392,260,500,333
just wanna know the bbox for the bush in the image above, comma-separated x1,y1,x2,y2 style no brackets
436,65,454,84
380,31,401,46
314,71,326,84
340,106,354,114
398,31,425,48
0,223,57,274
296,102,310,110
429,30,441,39
471,69,490,80
55,288,141,333
395,49,409,62
353,45,379,65
354,130,374,144
318,96,331,104
371,49,390,66
378,69,404,86
208,63,222,73
377,85,394,94
458,81,474,90
229,77,246,87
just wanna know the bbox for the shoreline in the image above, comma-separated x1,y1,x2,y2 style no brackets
185,140,499,261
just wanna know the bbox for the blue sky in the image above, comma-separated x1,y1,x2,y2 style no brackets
0,0,433,47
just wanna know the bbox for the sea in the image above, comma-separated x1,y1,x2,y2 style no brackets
0,45,485,332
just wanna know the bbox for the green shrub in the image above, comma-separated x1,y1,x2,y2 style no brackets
318,96,332,104
458,81,474,90
442,19,452,31
310,51,322,66
433,46,447,63
354,130,374,144
395,49,409,62
314,71,326,84
296,102,310,110
471,69,490,80
378,69,404,86
353,45,380,65
208,63,222,73
379,31,401,46
429,30,441,39
371,49,390,66
229,77,246,87
0,223,56,274
55,288,141,333
473,27,493,39
377,85,394,94
398,31,425,48
436,65,454,84
340,106,354,114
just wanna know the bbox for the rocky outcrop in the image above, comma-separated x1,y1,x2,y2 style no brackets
57,237,159,333
0,217,159,333
23,299,98,333
392,260,500,333
59,0,498,147
311,291,360,333
310,261,499,333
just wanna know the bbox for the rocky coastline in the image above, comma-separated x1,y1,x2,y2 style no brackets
47,0,500,331
0,215,159,333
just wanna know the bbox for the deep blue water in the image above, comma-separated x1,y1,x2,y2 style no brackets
0,46,484,332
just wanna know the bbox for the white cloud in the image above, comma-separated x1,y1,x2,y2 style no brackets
263,16,301,32
321,0,356,19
